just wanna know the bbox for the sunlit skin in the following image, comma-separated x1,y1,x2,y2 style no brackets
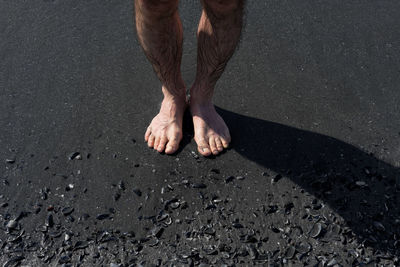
135,0,243,156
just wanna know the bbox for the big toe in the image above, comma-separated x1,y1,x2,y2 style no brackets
165,137,180,154
195,137,212,156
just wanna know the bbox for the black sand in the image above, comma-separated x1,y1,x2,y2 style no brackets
1,1,400,266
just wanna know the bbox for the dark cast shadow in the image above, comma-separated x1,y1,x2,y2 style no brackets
216,106,400,258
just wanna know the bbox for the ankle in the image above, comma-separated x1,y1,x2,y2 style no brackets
189,91,214,106
190,93,213,106
162,86,187,104
189,82,215,106
163,94,186,104
161,94,187,116
189,100,215,116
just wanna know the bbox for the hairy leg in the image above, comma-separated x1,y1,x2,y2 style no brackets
135,0,186,154
190,0,244,156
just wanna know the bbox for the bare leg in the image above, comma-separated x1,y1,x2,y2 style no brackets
135,0,186,154
190,0,244,156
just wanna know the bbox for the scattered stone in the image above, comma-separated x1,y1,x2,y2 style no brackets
170,201,180,209
232,222,244,228
247,245,258,259
150,226,164,239
61,207,74,216
157,212,169,222
59,255,71,264
210,168,220,174
49,230,62,238
46,214,54,227
148,238,159,247
355,181,367,187
6,219,18,229
66,183,74,191
296,241,312,254
373,221,385,232
118,180,125,190
74,240,89,250
284,246,296,259
266,205,278,214
133,188,142,197
225,176,235,183
65,233,71,241
326,258,338,266
5,158,16,164
272,174,282,183
284,202,294,214
164,198,180,210
3,255,24,266
204,227,216,236
68,152,82,160
96,214,110,220
309,223,322,238
191,151,199,159
192,183,207,189
39,188,48,200
204,245,218,255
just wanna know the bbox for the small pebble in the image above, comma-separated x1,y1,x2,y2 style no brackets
6,219,18,229
59,255,71,264
284,246,295,259
96,213,110,220
118,180,125,190
133,188,142,197
6,158,16,164
61,207,74,216
46,214,54,227
192,183,207,189
355,181,367,187
373,221,385,232
68,152,81,160
272,174,282,183
309,223,322,238
225,176,235,183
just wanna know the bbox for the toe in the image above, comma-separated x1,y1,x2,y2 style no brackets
145,127,151,141
148,134,155,148
157,136,168,152
221,135,230,148
215,137,224,152
154,136,160,150
209,137,219,155
165,137,180,154
195,137,212,156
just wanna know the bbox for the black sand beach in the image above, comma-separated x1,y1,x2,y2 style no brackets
1,1,400,266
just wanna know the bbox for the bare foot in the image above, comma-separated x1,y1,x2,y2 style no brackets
190,101,231,156
145,92,186,154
